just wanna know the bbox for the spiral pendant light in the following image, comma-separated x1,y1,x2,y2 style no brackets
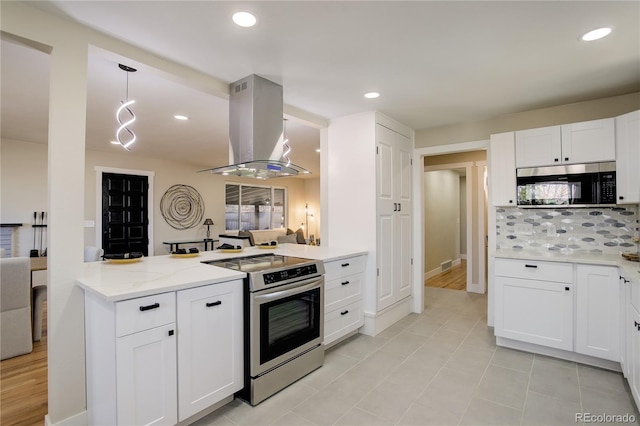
115,64,137,150
282,118,291,167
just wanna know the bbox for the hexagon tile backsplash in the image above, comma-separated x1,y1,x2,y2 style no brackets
496,206,639,255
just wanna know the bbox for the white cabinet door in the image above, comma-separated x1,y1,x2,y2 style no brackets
376,124,412,311
575,265,620,361
489,132,517,206
561,118,615,165
495,276,573,351
116,324,177,426
177,280,243,421
630,304,640,409
615,110,640,204
515,126,562,168
620,275,631,378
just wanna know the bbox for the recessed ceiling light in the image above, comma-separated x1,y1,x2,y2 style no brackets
233,11,257,27
315,148,321,153
174,115,189,120
364,92,380,99
581,27,612,41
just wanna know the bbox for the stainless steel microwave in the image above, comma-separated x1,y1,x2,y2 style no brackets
516,162,616,207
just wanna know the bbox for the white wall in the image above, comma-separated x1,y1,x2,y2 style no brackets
0,139,48,256
424,170,460,273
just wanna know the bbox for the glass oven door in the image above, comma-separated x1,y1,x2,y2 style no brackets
250,278,323,376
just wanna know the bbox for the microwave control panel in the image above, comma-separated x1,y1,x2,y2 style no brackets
600,172,616,204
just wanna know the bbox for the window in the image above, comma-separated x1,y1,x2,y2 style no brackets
225,184,286,231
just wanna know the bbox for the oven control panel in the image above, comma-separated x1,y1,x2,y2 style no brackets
263,264,319,285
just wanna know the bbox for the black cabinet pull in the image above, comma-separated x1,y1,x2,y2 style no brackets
635,321,640,330
341,281,350,286
508,200,513,204
619,196,624,200
554,158,559,162
620,276,630,284
206,300,222,307
565,287,570,291
393,203,397,212
341,310,349,315
341,263,350,267
168,330,174,336
398,203,402,211
139,303,160,312
564,157,569,161
524,264,538,269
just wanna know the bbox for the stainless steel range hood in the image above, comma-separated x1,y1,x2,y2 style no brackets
200,74,310,179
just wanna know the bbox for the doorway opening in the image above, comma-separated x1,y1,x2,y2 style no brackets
422,150,487,295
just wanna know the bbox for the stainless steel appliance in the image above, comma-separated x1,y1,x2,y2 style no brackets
203,254,325,405
199,74,310,179
516,162,616,207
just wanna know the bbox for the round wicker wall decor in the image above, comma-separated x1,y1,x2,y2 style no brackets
160,184,204,230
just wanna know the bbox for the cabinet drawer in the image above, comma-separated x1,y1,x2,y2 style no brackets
324,300,363,345
495,258,573,283
324,256,366,281
116,292,176,337
325,273,362,312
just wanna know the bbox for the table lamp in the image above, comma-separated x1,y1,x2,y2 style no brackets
203,218,214,239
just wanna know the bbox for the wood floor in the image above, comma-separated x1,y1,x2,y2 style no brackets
1,302,48,426
425,260,467,291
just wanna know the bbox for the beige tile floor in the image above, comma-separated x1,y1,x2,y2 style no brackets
194,287,639,425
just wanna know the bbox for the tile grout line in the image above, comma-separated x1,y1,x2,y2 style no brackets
454,316,497,426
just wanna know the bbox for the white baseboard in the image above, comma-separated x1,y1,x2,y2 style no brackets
460,254,467,260
423,257,462,281
361,297,413,336
45,410,87,426
466,281,484,294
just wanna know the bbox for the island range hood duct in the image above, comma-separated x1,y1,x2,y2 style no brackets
200,74,310,179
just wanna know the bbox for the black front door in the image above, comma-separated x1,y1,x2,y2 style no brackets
102,173,149,255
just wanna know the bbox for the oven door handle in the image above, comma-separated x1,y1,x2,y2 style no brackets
253,278,323,303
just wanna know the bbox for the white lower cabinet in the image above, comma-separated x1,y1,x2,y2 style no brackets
116,323,177,426
630,305,640,408
575,265,620,361
624,274,640,409
177,281,243,421
85,280,243,425
494,259,574,351
323,255,366,346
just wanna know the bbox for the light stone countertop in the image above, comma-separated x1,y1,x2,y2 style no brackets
494,248,640,282
76,244,368,302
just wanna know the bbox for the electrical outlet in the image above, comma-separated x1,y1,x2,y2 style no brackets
515,223,533,235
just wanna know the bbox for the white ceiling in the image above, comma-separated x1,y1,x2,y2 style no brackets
2,1,639,176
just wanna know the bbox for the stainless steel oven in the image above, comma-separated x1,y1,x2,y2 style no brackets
204,254,325,405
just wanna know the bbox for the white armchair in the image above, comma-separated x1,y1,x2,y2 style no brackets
1,257,33,359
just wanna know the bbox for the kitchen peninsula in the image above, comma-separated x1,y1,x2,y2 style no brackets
76,244,367,425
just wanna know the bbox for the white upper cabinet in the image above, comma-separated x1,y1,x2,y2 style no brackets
561,118,615,164
489,132,517,206
615,110,640,204
515,125,562,168
515,118,615,168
